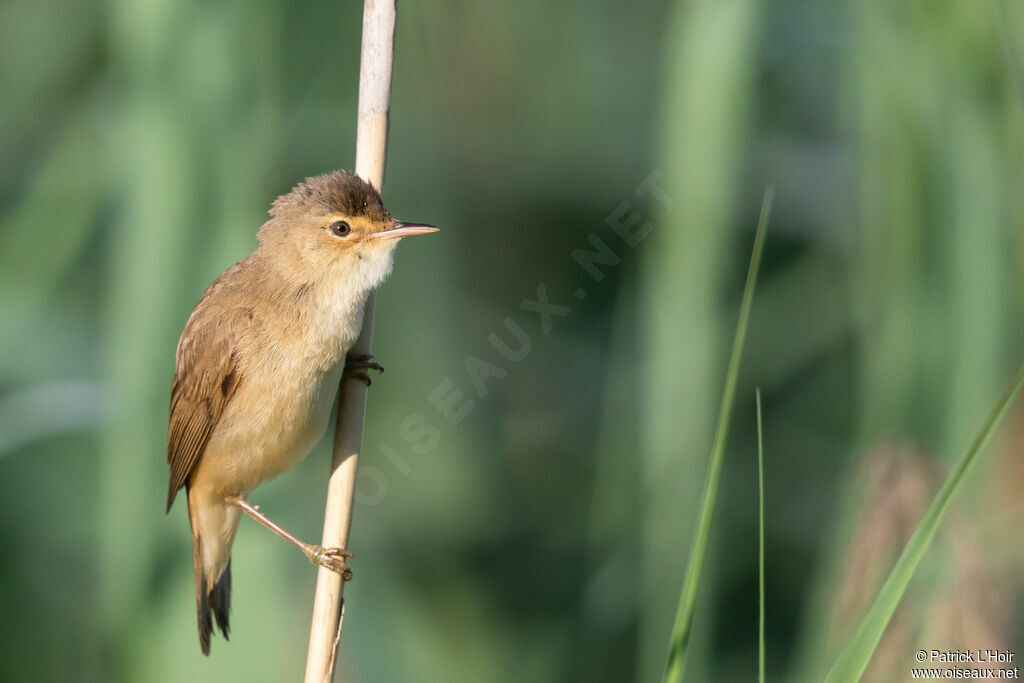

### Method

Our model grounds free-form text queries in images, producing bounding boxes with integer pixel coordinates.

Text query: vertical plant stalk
[304,2,396,681]
[662,189,772,683]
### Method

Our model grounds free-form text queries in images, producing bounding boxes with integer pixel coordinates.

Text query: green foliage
[757,389,765,683]
[824,366,1024,682]
[1,0,1021,681]
[662,191,771,683]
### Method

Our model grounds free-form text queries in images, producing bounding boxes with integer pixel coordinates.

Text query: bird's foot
[303,544,355,580]
[343,353,384,386]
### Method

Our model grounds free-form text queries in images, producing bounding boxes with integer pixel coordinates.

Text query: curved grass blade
[824,363,1024,682]
[662,188,773,683]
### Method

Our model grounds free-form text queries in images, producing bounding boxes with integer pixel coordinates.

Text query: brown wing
[165,303,248,512]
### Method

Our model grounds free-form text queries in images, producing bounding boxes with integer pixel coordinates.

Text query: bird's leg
[342,352,385,386]
[227,497,354,580]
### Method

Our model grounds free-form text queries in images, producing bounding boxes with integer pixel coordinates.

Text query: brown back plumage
[168,275,251,655]
[166,278,249,511]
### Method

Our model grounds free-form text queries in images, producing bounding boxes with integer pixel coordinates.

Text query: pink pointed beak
[374,221,440,240]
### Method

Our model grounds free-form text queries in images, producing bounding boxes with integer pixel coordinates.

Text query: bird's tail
[187,489,239,655]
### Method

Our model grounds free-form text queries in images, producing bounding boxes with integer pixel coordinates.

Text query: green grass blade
[756,388,766,683]
[662,188,773,683]
[824,363,1024,683]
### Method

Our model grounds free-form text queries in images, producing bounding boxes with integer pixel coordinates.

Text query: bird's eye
[329,220,351,237]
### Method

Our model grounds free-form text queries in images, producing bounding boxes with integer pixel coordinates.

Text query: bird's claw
[343,353,385,387]
[304,544,355,580]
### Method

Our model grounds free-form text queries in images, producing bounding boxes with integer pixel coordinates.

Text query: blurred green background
[2,0,1023,681]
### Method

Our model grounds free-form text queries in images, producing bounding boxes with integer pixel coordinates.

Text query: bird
[165,169,437,655]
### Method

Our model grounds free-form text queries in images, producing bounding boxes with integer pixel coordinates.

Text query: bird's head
[258,170,437,290]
